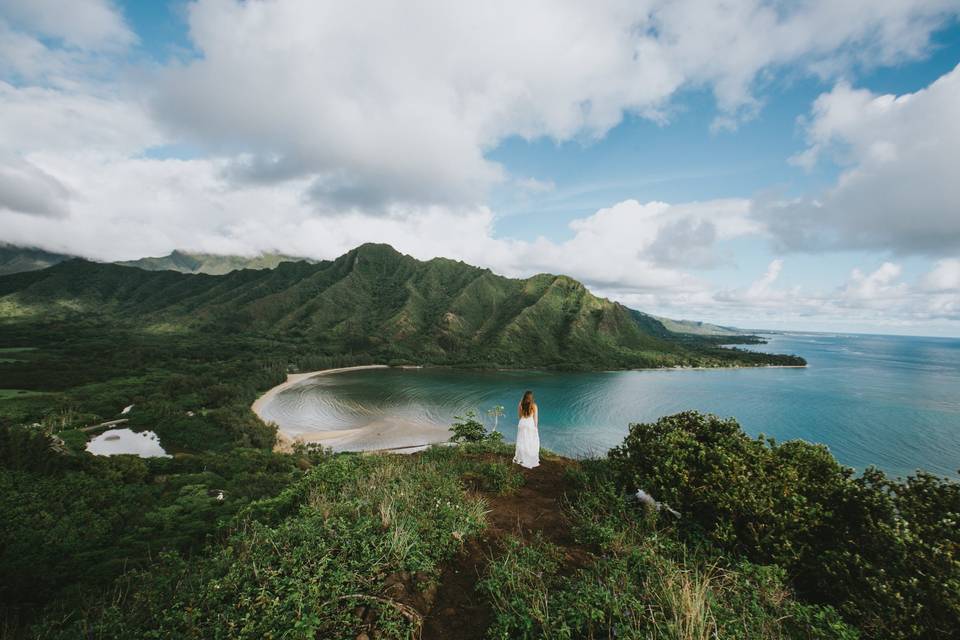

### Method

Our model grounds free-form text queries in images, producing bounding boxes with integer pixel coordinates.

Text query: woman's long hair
[520,390,534,418]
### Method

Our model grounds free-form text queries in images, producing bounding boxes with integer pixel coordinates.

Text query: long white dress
[513,406,540,469]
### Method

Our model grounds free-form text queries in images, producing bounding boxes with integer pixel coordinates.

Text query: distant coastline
[664,364,807,370]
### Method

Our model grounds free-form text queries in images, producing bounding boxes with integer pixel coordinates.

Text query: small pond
[86,428,171,458]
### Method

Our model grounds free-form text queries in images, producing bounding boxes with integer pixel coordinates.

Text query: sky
[0,1,959,337]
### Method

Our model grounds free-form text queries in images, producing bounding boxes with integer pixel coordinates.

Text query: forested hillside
[0,243,802,369]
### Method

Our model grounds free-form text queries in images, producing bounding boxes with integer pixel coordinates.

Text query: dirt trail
[421,456,591,639]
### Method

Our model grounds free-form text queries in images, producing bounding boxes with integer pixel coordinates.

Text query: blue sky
[488,24,960,290]
[1,1,959,336]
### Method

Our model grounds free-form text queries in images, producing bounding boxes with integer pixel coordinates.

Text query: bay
[263,333,960,478]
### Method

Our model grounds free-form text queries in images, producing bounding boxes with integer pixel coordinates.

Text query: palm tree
[486,405,505,432]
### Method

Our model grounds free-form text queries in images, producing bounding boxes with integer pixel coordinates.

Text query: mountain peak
[352,243,404,258]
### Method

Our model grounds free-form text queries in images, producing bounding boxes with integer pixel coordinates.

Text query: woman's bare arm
[533,404,538,428]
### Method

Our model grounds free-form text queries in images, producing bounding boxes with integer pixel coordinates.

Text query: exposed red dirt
[420,455,592,639]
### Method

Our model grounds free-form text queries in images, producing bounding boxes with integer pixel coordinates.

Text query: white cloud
[0,82,163,157]
[712,259,803,311]
[1,0,955,218]
[1,152,957,333]
[706,259,960,333]
[767,63,960,255]
[922,259,960,292]
[747,259,784,298]
[0,170,745,292]
[145,0,958,211]
[839,262,907,304]
[0,0,135,51]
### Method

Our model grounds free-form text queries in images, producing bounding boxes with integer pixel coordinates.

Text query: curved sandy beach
[251,365,454,453]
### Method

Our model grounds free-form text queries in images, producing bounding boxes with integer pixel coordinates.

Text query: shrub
[607,411,960,639]
[450,410,496,443]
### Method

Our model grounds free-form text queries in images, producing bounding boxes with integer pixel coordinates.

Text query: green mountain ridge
[0,243,802,369]
[116,249,316,275]
[649,314,750,336]
[0,243,754,338]
[0,244,75,276]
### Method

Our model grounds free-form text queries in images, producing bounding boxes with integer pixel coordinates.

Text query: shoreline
[661,364,807,371]
[252,361,807,453]
[251,365,453,453]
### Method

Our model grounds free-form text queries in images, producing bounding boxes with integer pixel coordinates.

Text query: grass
[419,440,525,495]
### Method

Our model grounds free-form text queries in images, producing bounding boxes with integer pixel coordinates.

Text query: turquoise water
[267,333,960,478]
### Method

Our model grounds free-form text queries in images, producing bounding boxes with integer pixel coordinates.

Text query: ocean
[260,333,960,478]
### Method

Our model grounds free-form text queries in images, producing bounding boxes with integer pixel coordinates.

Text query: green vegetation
[450,410,505,445]
[0,346,38,363]
[30,451,487,639]
[0,243,804,370]
[645,312,749,337]
[480,533,854,639]
[2,406,957,637]
[607,412,960,640]
[115,249,316,275]
[0,389,46,400]
[6,242,953,638]
[476,449,859,640]
[1,410,518,638]
[469,414,958,639]
[0,425,324,635]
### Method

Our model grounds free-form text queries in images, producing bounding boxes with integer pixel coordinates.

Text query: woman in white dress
[513,390,540,469]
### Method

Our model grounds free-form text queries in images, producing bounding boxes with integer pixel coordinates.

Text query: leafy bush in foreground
[450,410,505,445]
[607,411,960,639]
